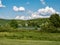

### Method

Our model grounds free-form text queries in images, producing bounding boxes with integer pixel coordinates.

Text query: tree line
[0,13,60,33]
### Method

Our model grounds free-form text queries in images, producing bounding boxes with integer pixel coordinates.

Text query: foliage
[49,14,60,27]
[0,14,60,33]
[40,22,57,33]
[9,20,18,28]
[0,31,60,41]
[41,14,60,33]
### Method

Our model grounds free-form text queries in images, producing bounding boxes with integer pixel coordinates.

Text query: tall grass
[0,31,60,41]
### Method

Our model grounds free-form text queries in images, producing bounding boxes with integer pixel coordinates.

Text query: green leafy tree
[49,14,60,27]
[9,20,18,28]
[40,22,57,33]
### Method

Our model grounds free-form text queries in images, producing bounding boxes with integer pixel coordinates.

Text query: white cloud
[30,12,50,19]
[15,14,50,20]
[15,6,59,20]
[15,16,25,20]
[31,12,40,19]
[40,0,46,5]
[13,6,18,11]
[15,16,32,20]
[38,6,57,16]
[19,7,25,11]
[0,0,5,7]
[13,6,25,12]
[29,6,58,19]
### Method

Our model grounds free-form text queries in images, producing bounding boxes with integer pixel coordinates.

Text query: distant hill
[0,18,49,27]
[0,19,9,25]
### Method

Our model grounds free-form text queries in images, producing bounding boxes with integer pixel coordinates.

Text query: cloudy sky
[0,0,60,20]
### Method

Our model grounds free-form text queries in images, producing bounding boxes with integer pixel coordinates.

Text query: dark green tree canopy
[49,14,60,27]
[9,20,18,28]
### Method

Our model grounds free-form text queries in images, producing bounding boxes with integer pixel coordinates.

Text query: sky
[0,0,60,20]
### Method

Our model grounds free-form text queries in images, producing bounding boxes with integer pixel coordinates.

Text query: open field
[0,31,60,41]
[0,38,60,45]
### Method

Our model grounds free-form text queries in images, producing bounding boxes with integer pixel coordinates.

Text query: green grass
[0,30,60,45]
[0,31,60,41]
[0,38,60,45]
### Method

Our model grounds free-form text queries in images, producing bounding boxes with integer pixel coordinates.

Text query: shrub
[40,22,57,33]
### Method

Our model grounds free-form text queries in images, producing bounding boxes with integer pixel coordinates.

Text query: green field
[0,39,60,45]
[0,31,60,45]
[0,31,60,41]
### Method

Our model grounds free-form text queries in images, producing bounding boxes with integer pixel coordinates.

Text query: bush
[40,22,57,33]
[9,20,18,28]
[49,14,60,27]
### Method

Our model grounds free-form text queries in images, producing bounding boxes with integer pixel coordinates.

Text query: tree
[9,20,18,28]
[49,14,60,28]
[40,22,57,33]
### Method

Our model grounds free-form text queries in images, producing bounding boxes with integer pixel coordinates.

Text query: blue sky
[0,0,60,19]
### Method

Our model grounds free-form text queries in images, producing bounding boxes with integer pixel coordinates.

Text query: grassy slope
[0,19,9,25]
[0,31,60,45]
[0,39,60,45]
[0,18,49,25]
[0,31,60,41]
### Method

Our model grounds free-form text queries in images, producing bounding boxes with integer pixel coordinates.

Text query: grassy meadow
[0,39,60,45]
[0,31,60,41]
[0,31,60,45]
